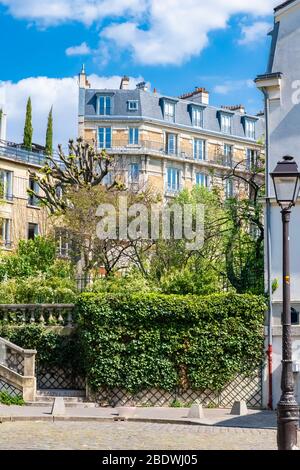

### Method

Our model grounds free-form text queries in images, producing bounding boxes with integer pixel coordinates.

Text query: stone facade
[78,70,265,200]
[0,144,49,250]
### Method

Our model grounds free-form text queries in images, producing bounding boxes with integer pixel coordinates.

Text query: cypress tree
[45,106,53,156]
[23,97,33,151]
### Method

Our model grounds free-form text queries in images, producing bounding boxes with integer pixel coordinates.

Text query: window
[102,172,112,186]
[192,107,203,128]
[164,101,175,122]
[128,100,139,111]
[28,177,39,206]
[98,96,111,115]
[194,139,205,161]
[28,223,38,240]
[129,128,139,145]
[195,172,209,188]
[98,127,112,149]
[0,170,13,201]
[224,144,233,166]
[225,178,234,198]
[129,163,140,183]
[0,218,11,247]
[167,168,180,192]
[221,113,232,134]
[246,148,258,170]
[245,119,255,139]
[166,133,177,155]
[56,228,70,258]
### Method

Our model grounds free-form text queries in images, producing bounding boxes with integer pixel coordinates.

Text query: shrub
[0,276,78,304]
[0,324,85,374]
[0,392,25,406]
[87,272,158,295]
[77,292,266,394]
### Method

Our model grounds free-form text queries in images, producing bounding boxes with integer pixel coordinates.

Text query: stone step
[26,401,97,408]
[37,389,86,397]
[35,396,87,403]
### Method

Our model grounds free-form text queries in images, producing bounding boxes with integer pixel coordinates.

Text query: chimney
[180,87,209,105]
[120,76,130,90]
[221,104,245,114]
[79,64,90,89]
[136,81,148,92]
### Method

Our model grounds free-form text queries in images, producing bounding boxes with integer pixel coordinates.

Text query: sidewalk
[0,404,277,429]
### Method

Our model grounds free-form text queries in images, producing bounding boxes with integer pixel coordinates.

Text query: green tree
[23,97,33,151]
[45,106,53,156]
[0,236,56,279]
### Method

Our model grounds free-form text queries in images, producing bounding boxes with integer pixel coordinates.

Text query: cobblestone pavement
[0,421,278,450]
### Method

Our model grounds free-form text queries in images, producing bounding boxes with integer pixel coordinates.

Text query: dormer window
[244,118,256,140]
[160,98,177,123]
[220,113,232,134]
[128,100,139,111]
[164,101,175,122]
[97,96,111,115]
[191,106,204,128]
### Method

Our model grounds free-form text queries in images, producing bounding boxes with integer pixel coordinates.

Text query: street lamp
[271,155,300,450]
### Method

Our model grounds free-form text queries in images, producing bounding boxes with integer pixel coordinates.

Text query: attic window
[219,112,232,134]
[128,100,139,111]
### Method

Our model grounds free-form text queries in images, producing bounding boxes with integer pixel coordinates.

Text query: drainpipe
[262,87,273,410]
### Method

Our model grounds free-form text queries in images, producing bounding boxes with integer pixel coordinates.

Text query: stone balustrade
[0,337,37,401]
[0,304,75,327]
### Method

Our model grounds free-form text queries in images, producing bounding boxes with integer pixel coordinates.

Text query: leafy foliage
[0,392,25,406]
[77,292,266,393]
[0,237,56,280]
[0,324,84,374]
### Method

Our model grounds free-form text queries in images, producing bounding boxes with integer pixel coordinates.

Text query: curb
[0,414,277,431]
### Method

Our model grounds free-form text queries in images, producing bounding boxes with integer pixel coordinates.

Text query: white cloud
[214,79,254,95]
[0,0,147,25]
[1,74,142,147]
[0,0,279,65]
[66,42,91,56]
[238,21,272,45]
[101,0,278,65]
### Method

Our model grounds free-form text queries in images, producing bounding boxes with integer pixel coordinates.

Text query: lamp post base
[277,397,299,450]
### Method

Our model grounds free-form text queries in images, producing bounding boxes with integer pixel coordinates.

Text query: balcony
[0,140,48,167]
[90,139,262,173]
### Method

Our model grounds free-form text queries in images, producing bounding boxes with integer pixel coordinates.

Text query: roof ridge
[275,0,298,12]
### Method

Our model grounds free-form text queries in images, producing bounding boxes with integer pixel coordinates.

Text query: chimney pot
[120,76,130,90]
[136,81,148,92]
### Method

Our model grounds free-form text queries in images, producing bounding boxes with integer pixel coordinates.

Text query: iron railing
[85,139,263,173]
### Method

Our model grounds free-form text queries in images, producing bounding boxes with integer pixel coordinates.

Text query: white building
[256,0,300,409]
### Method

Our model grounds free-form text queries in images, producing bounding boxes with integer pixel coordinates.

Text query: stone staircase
[27,389,97,408]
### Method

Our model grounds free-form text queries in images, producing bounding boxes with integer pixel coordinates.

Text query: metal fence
[92,370,263,408]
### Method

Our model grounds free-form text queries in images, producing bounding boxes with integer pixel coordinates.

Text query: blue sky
[0,0,279,145]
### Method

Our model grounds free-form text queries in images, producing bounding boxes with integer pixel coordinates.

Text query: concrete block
[188,403,204,419]
[51,397,65,416]
[230,400,248,416]
[116,407,136,419]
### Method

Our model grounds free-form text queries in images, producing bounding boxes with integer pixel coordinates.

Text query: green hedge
[0,324,84,375]
[77,292,266,393]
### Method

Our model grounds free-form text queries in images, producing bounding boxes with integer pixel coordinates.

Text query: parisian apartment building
[78,68,265,199]
[0,107,48,250]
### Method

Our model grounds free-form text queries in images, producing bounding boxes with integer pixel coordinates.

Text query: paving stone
[0,421,284,450]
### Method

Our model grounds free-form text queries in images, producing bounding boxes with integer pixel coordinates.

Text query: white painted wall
[260,1,300,408]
